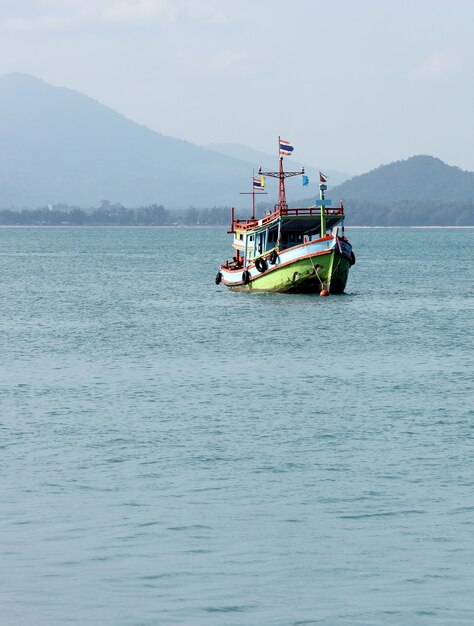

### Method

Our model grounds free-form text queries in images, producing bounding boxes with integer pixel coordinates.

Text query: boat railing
[233,206,344,231]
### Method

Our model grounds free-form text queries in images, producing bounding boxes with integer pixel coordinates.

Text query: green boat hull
[230,250,351,293]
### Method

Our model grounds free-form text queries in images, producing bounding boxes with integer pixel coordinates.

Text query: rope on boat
[308,255,324,289]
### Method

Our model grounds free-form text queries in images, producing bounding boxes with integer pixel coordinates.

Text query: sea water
[0,226,473,626]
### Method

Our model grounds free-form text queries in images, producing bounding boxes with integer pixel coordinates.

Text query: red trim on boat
[233,206,344,232]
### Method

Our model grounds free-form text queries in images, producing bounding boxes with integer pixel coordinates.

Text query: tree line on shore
[0,199,473,226]
[0,202,233,226]
[347,199,474,226]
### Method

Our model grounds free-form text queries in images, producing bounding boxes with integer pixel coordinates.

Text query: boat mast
[259,141,304,214]
[252,182,255,220]
[278,156,287,210]
[239,172,267,220]
[319,174,327,235]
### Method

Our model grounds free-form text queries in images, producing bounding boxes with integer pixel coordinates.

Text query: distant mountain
[0,73,307,209]
[331,155,474,202]
[204,142,350,186]
[1,75,473,224]
[283,155,474,225]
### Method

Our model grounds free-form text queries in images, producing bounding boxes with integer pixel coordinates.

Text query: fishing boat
[215,140,355,295]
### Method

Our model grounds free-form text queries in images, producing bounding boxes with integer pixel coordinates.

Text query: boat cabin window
[268,228,278,244]
[282,232,304,246]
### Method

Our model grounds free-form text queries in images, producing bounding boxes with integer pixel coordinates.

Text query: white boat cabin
[231,208,345,267]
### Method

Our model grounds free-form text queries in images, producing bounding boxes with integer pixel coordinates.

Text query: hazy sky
[1,0,473,175]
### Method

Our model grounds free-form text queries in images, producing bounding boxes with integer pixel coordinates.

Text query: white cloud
[0,0,234,30]
[103,0,178,22]
[178,0,230,24]
[411,49,462,81]
[0,14,70,32]
[208,50,249,73]
[0,0,231,28]
[38,0,98,10]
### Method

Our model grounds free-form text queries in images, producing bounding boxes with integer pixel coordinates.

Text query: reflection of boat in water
[215,141,355,294]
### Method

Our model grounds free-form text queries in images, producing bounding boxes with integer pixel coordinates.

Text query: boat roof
[232,205,344,235]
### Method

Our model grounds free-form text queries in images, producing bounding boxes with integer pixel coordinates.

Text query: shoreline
[1,224,474,230]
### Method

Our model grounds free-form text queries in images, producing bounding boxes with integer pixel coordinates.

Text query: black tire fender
[242,270,251,285]
[269,250,278,265]
[215,271,222,285]
[255,257,267,273]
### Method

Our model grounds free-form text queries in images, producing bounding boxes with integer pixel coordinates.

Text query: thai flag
[253,177,264,190]
[279,139,294,156]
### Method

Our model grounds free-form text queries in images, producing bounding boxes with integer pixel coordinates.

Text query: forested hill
[331,155,474,202]
[288,156,474,225]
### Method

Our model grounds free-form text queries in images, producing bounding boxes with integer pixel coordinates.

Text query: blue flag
[302,175,309,186]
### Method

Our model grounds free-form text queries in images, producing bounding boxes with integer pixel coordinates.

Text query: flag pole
[319,172,327,236]
[240,173,267,222]
[252,169,255,220]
